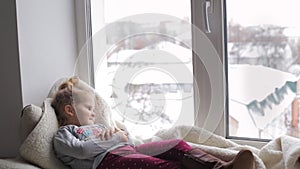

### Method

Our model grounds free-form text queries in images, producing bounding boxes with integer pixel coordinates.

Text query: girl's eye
[89,107,95,111]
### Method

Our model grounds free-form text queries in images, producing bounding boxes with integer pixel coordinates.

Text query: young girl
[52,78,254,169]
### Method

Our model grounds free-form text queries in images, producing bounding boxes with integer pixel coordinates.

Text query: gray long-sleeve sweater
[53,124,133,169]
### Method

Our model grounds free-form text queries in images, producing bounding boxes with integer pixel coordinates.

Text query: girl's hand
[98,129,113,140]
[116,131,129,142]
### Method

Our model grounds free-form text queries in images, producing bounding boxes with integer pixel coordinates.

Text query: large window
[81,0,300,144]
[226,0,300,140]
[90,0,194,139]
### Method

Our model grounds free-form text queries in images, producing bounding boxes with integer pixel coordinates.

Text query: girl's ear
[64,105,75,116]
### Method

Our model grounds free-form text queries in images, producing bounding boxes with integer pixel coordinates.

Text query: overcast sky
[227,0,300,36]
[91,0,300,37]
[104,0,190,22]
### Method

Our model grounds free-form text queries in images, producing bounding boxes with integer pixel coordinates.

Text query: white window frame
[191,0,225,137]
[74,0,94,86]
[191,0,268,148]
[75,0,268,148]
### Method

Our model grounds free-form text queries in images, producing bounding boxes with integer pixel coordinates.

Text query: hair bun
[58,81,73,91]
[58,76,80,91]
[69,76,79,84]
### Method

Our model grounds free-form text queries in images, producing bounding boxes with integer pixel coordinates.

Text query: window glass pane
[91,0,193,139]
[227,0,300,139]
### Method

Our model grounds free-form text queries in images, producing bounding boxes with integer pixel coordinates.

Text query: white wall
[0,0,78,157]
[16,0,77,106]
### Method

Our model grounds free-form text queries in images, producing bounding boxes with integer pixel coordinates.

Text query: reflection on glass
[227,0,300,139]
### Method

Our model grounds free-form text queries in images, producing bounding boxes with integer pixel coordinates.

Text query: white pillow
[19,98,70,169]
[20,104,43,144]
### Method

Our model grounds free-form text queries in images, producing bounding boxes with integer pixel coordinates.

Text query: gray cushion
[20,105,42,144]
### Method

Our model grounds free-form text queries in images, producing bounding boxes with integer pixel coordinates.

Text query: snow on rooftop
[228,64,297,103]
[229,64,297,131]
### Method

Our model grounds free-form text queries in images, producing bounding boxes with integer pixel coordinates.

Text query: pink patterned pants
[97,139,192,169]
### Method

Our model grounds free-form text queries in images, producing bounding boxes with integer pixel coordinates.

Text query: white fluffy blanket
[132,125,300,169]
[259,135,300,169]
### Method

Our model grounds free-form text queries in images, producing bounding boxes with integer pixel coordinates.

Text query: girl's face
[73,93,96,126]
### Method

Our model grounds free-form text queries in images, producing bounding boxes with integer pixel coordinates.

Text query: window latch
[203,0,213,33]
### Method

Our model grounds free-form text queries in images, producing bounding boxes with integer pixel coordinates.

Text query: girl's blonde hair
[51,77,79,126]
